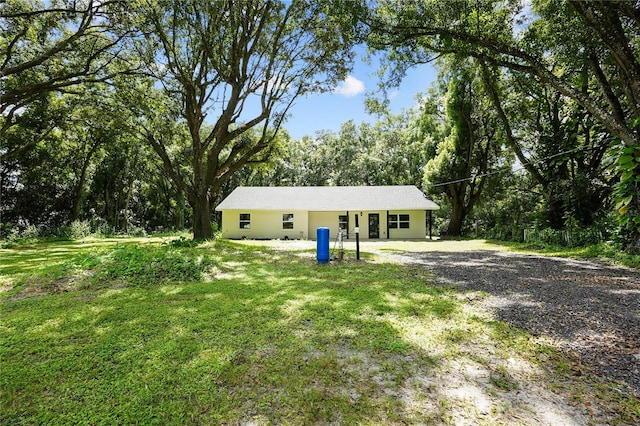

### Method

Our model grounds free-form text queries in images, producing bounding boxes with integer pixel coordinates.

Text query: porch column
[386,210,390,239]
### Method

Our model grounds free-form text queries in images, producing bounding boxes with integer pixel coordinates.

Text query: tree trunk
[628,231,640,255]
[191,193,213,240]
[71,182,86,222]
[447,205,465,236]
[123,174,135,233]
[446,191,465,236]
[71,140,101,221]
[113,196,119,231]
[104,185,112,228]
[176,190,185,230]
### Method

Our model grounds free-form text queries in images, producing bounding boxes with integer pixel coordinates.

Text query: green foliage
[3,240,216,292]
[1,83,168,235]
[495,240,640,270]
[4,0,640,254]
[67,220,92,240]
[167,236,202,248]
[366,0,637,250]
[479,209,615,249]
[50,244,215,287]
[610,141,640,251]
[21,224,41,239]
[96,245,215,286]
[489,366,519,392]
[0,0,133,136]
[523,225,607,248]
[128,0,357,239]
[226,113,428,191]
[421,59,508,236]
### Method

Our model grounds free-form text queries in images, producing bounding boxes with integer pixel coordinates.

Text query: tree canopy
[0,0,136,147]
[123,0,357,239]
[365,0,640,250]
[2,0,639,252]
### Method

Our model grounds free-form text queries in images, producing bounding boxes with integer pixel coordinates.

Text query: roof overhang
[215,186,440,212]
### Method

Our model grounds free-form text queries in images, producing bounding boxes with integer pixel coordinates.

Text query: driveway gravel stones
[388,250,640,396]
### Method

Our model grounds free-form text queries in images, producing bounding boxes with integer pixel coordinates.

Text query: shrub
[168,236,201,248]
[0,222,19,242]
[127,225,147,237]
[69,220,91,239]
[98,245,218,286]
[21,224,40,239]
[93,220,113,237]
[523,225,607,248]
[48,220,92,240]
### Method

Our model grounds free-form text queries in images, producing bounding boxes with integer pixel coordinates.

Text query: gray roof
[215,186,439,211]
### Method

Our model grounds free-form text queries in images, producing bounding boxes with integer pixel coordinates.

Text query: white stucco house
[215,185,439,240]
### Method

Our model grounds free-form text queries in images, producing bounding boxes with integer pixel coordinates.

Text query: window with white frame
[389,214,410,229]
[239,213,251,229]
[282,213,294,229]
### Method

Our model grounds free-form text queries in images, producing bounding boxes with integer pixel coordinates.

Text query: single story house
[215,185,439,240]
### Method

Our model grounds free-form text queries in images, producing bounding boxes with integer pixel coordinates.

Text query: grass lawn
[1,237,638,424]
[490,240,640,269]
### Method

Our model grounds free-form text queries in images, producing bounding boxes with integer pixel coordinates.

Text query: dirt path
[386,249,640,397]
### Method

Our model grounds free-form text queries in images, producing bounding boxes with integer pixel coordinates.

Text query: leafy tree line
[2,0,639,252]
[225,116,426,188]
[2,0,357,239]
[364,0,639,250]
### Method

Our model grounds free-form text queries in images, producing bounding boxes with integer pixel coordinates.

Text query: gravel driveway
[388,249,640,396]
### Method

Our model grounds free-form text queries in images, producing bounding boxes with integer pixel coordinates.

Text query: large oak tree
[421,59,504,236]
[130,0,357,239]
[365,0,640,250]
[0,0,135,153]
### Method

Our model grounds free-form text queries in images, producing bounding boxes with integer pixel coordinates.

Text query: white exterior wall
[221,209,309,239]
[307,210,427,240]
[221,209,428,240]
[307,211,348,241]
[307,210,389,240]
[386,210,426,240]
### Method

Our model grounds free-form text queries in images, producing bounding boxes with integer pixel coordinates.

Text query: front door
[368,213,379,239]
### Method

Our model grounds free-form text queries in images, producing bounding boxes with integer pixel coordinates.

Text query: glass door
[368,213,379,239]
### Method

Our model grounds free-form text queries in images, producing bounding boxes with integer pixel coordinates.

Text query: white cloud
[334,75,365,97]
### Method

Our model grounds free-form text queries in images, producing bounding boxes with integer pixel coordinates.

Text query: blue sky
[282,51,438,140]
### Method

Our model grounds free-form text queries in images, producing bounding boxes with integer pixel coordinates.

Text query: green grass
[1,238,638,424]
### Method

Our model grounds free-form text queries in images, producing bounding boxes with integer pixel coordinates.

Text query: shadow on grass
[1,240,637,424]
[0,237,172,276]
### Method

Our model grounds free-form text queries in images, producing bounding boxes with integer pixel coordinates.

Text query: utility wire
[429,144,608,188]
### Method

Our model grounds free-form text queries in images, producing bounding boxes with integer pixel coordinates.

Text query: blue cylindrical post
[316,227,330,264]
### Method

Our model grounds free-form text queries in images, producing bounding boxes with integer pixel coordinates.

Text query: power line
[429,144,607,188]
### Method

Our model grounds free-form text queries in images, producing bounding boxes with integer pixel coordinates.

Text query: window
[239,213,251,229]
[389,214,410,229]
[282,213,294,229]
[388,214,398,229]
[399,214,410,229]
